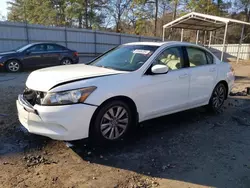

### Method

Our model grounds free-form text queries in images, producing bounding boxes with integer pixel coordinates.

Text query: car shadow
[69,97,250,187]
[0,123,50,156]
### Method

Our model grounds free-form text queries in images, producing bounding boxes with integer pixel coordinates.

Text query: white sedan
[16,42,235,142]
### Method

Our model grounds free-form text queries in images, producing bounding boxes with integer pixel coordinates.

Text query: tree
[0,12,6,21]
[7,0,107,29]
[8,0,58,25]
[108,0,133,32]
[236,0,250,22]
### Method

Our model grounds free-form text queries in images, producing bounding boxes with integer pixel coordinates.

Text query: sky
[0,0,8,19]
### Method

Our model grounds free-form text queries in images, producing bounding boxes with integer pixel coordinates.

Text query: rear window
[47,44,66,51]
[186,47,208,67]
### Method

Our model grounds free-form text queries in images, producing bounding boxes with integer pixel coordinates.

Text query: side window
[186,47,208,67]
[47,44,65,51]
[153,47,183,70]
[206,52,214,64]
[27,44,46,53]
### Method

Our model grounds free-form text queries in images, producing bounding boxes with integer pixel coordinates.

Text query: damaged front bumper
[16,94,97,140]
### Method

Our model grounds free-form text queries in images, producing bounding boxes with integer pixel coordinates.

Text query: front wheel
[208,83,226,112]
[90,100,134,143]
[6,60,21,72]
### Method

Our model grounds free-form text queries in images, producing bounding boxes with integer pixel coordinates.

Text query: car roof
[28,42,65,46]
[123,41,202,47]
[123,41,216,58]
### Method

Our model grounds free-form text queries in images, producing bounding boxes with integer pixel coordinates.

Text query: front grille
[23,88,44,105]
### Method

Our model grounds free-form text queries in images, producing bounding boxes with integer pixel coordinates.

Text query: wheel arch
[89,95,138,137]
[60,57,73,63]
[214,80,229,99]
[5,58,23,70]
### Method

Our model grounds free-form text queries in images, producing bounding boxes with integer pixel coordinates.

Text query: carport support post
[196,30,199,44]
[162,27,165,41]
[221,23,228,61]
[181,29,184,42]
[208,31,212,48]
[236,25,245,63]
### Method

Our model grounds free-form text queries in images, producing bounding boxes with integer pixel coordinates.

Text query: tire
[61,58,72,65]
[208,83,227,112]
[5,60,21,72]
[90,100,134,144]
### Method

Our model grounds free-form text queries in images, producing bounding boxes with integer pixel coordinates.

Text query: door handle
[179,73,188,78]
[209,68,216,72]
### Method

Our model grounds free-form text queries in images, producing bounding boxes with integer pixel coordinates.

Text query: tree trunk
[85,0,88,28]
[172,0,178,20]
[78,15,82,28]
[116,0,121,33]
[154,0,158,36]
[89,3,93,29]
[116,17,120,32]
[245,7,250,22]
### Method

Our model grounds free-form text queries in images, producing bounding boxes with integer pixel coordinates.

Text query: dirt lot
[0,63,250,188]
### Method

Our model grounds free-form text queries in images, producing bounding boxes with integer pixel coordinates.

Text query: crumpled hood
[26,64,123,91]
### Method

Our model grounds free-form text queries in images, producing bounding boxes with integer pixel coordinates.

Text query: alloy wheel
[100,106,129,140]
[212,85,225,109]
[8,61,20,72]
[62,59,72,65]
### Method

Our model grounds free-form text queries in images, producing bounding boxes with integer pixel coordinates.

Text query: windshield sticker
[133,49,151,55]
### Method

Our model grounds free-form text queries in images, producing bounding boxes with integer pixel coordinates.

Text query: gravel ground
[0,63,250,188]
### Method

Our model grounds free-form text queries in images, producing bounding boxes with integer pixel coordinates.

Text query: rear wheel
[90,100,134,143]
[208,83,226,112]
[6,60,21,72]
[61,58,72,65]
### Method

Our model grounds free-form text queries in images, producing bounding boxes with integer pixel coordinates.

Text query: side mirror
[151,64,169,74]
[26,51,31,55]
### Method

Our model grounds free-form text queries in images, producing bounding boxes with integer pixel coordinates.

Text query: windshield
[90,45,159,71]
[15,44,34,52]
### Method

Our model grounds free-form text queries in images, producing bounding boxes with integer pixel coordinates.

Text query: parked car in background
[16,41,234,143]
[0,43,79,72]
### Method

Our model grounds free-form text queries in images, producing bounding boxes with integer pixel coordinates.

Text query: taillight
[230,66,234,72]
[230,65,235,75]
[73,52,78,56]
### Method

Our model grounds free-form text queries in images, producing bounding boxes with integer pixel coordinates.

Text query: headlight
[41,86,96,105]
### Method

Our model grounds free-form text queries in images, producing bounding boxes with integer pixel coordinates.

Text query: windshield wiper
[94,65,131,71]
[96,65,117,70]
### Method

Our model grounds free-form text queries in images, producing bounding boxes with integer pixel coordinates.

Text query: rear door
[185,46,217,106]
[45,44,67,65]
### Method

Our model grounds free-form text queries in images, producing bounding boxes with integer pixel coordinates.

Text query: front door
[185,47,217,106]
[23,44,49,68]
[136,46,190,121]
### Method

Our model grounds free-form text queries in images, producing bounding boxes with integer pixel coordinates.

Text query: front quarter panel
[84,73,139,105]
[49,72,141,113]
[49,72,139,105]
[1,53,22,66]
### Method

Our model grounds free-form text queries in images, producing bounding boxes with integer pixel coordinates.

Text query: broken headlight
[41,86,97,105]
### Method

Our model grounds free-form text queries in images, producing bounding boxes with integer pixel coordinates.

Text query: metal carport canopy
[162,12,250,61]
[163,12,250,31]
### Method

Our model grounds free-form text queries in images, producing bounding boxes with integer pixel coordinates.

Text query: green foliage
[7,0,107,28]
[6,0,250,43]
